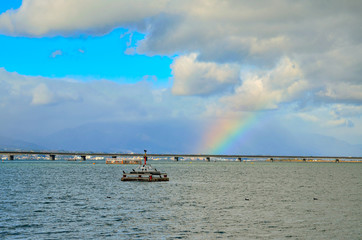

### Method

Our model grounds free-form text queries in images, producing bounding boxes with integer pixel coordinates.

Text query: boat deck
[121,172,169,182]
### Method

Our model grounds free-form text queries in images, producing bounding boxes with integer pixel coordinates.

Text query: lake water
[0,160,361,239]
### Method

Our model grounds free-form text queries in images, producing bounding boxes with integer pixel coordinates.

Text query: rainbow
[199,111,263,154]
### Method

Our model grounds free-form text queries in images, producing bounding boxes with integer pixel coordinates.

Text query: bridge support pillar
[49,154,56,161]
[206,157,210,162]
[237,157,242,162]
[8,155,14,160]
[81,155,86,161]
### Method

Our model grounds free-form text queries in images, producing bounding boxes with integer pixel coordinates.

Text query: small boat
[121,150,169,182]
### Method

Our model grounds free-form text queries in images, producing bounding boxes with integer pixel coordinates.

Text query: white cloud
[331,104,362,118]
[136,1,361,58]
[317,82,362,103]
[171,53,239,95]
[31,83,54,105]
[326,118,354,128]
[1,1,361,106]
[50,50,62,58]
[249,36,290,55]
[135,0,361,108]
[0,68,205,137]
[292,103,360,133]
[220,57,309,111]
[0,68,80,106]
[0,0,168,36]
[296,113,319,123]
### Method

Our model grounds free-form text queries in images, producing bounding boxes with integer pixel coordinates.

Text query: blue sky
[0,0,361,155]
[0,0,22,13]
[0,28,172,84]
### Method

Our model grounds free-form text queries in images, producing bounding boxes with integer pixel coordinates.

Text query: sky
[0,0,361,155]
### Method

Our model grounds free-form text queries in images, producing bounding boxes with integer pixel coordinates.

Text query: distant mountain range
[0,135,44,151]
[34,120,205,154]
[230,124,362,157]
[1,121,361,156]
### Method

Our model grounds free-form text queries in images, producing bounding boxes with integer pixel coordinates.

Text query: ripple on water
[0,161,361,239]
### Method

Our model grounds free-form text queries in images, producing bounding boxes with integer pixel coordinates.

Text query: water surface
[0,160,361,239]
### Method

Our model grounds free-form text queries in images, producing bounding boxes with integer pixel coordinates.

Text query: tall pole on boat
[144,150,147,165]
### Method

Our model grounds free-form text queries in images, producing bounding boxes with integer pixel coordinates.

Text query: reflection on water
[0,161,361,239]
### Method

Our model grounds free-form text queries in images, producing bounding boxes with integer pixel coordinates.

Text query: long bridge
[1,151,361,162]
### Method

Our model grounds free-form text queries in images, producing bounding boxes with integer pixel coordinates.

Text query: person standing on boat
[144,150,147,166]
